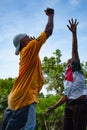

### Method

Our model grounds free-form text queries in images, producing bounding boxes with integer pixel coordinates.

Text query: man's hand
[67,18,79,33]
[44,8,54,38]
[67,19,79,61]
[44,8,54,16]
[46,106,54,116]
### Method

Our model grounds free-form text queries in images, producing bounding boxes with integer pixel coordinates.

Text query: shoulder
[71,60,83,74]
[36,32,47,42]
[71,60,80,70]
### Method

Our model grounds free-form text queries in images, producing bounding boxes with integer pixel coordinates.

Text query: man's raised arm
[44,8,54,38]
[67,18,79,61]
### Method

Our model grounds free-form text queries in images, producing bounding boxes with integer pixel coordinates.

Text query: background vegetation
[0,49,87,130]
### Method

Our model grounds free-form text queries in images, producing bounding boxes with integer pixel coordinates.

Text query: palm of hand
[67,18,79,32]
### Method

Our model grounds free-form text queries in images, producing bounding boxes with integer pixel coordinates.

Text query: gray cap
[13,34,27,55]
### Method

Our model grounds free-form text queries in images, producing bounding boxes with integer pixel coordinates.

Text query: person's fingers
[29,36,35,40]
[75,19,77,24]
[67,25,70,30]
[71,18,73,24]
[76,21,79,26]
[68,19,72,25]
[67,25,69,28]
[46,110,50,116]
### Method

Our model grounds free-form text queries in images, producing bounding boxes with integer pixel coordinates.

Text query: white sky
[0,0,87,81]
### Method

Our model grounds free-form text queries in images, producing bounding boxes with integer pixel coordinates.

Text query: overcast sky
[0,0,87,80]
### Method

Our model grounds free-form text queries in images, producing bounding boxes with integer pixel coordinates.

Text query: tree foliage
[42,49,66,94]
[36,94,65,130]
[0,78,15,123]
[81,61,87,85]
[42,49,87,94]
[0,49,87,129]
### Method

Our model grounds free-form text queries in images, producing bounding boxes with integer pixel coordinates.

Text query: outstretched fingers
[68,18,79,25]
[67,18,79,32]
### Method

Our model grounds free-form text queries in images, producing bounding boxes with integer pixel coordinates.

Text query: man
[1,8,54,130]
[46,19,87,130]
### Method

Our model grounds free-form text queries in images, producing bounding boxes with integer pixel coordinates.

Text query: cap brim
[15,42,20,55]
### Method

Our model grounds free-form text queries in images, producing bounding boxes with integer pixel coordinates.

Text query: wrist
[53,105,57,109]
[72,30,77,34]
[48,14,54,18]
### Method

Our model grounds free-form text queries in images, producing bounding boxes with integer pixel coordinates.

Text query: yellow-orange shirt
[8,32,47,110]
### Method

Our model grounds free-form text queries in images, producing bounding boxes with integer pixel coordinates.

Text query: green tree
[0,49,87,129]
[81,61,87,85]
[36,94,64,130]
[42,49,87,95]
[0,78,15,123]
[42,49,66,94]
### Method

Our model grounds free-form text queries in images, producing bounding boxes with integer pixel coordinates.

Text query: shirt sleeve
[35,32,47,46]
